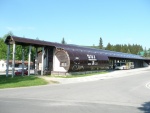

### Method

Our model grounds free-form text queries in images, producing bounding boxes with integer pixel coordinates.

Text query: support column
[41,47,45,75]
[28,46,32,76]
[34,47,38,75]
[46,48,49,70]
[12,43,16,78]
[6,44,10,77]
[22,46,25,76]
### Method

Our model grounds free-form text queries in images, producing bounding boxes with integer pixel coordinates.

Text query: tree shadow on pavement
[138,102,150,113]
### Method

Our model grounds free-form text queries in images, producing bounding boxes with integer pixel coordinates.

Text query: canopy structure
[5,35,148,77]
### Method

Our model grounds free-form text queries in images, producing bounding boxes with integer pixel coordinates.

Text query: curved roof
[5,35,145,60]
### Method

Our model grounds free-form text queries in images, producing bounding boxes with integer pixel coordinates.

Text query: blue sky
[0,0,150,49]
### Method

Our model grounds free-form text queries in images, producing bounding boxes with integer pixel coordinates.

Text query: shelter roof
[5,35,145,60]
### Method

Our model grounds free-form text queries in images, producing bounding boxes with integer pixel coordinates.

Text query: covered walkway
[4,35,149,77]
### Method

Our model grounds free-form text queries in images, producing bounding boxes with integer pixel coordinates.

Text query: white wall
[0,60,28,72]
[0,60,6,72]
[15,64,27,70]
[53,55,67,72]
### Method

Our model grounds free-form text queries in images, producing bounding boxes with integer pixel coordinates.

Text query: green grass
[0,71,109,89]
[52,71,108,78]
[0,75,48,89]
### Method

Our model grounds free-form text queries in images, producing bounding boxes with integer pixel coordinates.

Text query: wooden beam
[34,47,38,75]
[41,47,45,75]
[12,43,16,78]
[46,48,49,70]
[6,44,10,77]
[22,46,25,76]
[28,46,32,76]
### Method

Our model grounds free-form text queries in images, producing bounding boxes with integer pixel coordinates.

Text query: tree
[0,32,13,60]
[144,47,148,57]
[0,37,7,59]
[99,37,103,49]
[148,50,150,57]
[122,44,128,53]
[61,37,66,44]
[127,44,132,53]
[115,44,122,52]
[3,31,13,40]
[0,32,25,60]
[127,49,131,54]
[105,43,112,50]
[92,44,96,48]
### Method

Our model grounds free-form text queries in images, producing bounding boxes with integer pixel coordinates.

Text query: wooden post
[28,46,32,76]
[46,48,49,70]
[22,46,25,76]
[34,47,38,75]
[12,43,16,78]
[6,44,10,77]
[41,47,45,75]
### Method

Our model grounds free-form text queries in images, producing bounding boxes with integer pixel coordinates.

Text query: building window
[88,61,92,65]
[2,64,4,67]
[60,62,67,67]
[88,61,98,65]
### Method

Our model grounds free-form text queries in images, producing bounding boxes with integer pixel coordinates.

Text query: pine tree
[127,49,131,53]
[106,43,112,50]
[122,44,127,53]
[148,50,150,57]
[144,47,148,57]
[115,44,122,52]
[99,37,103,49]
[61,37,66,44]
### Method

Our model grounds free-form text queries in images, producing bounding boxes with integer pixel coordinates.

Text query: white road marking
[146,82,150,89]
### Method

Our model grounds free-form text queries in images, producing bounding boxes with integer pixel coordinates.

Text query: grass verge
[0,75,48,89]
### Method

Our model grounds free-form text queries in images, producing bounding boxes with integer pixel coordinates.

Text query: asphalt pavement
[0,66,150,113]
[42,66,150,84]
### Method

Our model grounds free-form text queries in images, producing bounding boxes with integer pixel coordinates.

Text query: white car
[115,62,127,70]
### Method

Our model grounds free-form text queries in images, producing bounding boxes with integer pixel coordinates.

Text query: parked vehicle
[15,69,28,75]
[126,62,134,69]
[115,62,126,70]
[115,62,134,70]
